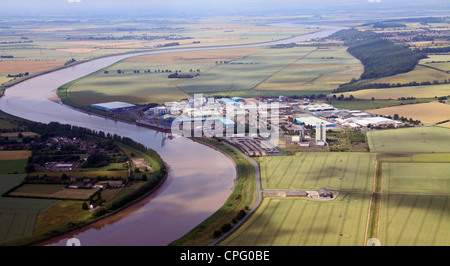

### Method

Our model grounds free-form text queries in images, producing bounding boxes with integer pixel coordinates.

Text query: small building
[286,191,308,197]
[318,187,333,198]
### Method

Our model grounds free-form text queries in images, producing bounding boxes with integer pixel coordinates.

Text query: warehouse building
[90,101,137,112]
[294,114,335,128]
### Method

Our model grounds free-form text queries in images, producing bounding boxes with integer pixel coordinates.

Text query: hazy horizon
[1,0,449,18]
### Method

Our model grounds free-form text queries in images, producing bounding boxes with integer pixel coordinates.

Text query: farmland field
[257,152,376,191]
[0,150,31,160]
[8,184,98,200]
[253,47,363,92]
[220,194,371,246]
[0,175,60,244]
[379,194,449,246]
[0,160,27,175]
[367,126,450,153]
[67,47,262,105]
[67,45,365,105]
[367,65,450,85]
[333,83,450,100]
[367,101,450,125]
[29,169,128,179]
[383,163,450,194]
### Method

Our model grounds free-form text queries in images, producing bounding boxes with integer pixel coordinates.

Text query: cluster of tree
[156,42,179,48]
[269,42,299,49]
[333,79,449,93]
[7,72,29,78]
[0,40,33,44]
[329,29,426,80]
[213,207,248,238]
[167,72,198,79]
[331,94,354,101]
[64,58,77,66]
[417,46,450,54]
[386,114,421,125]
[372,22,407,28]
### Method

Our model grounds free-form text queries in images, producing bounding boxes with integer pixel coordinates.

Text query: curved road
[0,24,344,246]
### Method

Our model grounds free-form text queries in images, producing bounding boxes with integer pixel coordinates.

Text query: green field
[0,160,27,175]
[258,152,376,191]
[254,47,363,92]
[379,194,449,246]
[0,175,60,244]
[66,45,364,105]
[221,194,371,246]
[383,163,450,194]
[30,169,128,179]
[9,184,98,200]
[367,127,450,153]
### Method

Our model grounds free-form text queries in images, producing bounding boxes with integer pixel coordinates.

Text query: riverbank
[169,137,257,246]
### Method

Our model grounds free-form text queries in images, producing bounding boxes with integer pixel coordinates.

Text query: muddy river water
[0,24,344,245]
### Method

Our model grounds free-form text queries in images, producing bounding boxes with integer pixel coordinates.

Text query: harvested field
[0,151,31,160]
[0,61,65,74]
[124,47,263,64]
[335,84,450,100]
[367,101,450,124]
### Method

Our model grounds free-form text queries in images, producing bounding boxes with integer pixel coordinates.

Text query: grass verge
[168,137,257,246]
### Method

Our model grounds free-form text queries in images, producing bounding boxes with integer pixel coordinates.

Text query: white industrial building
[315,122,327,146]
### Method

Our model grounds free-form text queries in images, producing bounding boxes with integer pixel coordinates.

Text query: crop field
[367,101,450,125]
[438,121,450,128]
[65,44,365,103]
[382,163,450,194]
[178,47,318,94]
[0,150,31,160]
[67,47,262,105]
[379,194,449,246]
[257,152,376,191]
[221,194,371,246]
[334,83,450,100]
[0,160,27,175]
[367,126,450,153]
[420,54,450,72]
[367,65,450,85]
[0,175,60,244]
[29,169,128,179]
[8,184,98,200]
[254,47,363,92]
[0,60,65,74]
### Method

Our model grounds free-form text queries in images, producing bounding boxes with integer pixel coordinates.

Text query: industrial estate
[0,0,449,249]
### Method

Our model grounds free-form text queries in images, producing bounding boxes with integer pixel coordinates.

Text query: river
[0,24,344,246]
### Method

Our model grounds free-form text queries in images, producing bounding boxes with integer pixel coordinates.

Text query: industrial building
[90,101,137,112]
[315,122,327,146]
[294,114,335,128]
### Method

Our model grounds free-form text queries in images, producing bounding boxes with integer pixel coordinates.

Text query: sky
[2,0,449,17]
